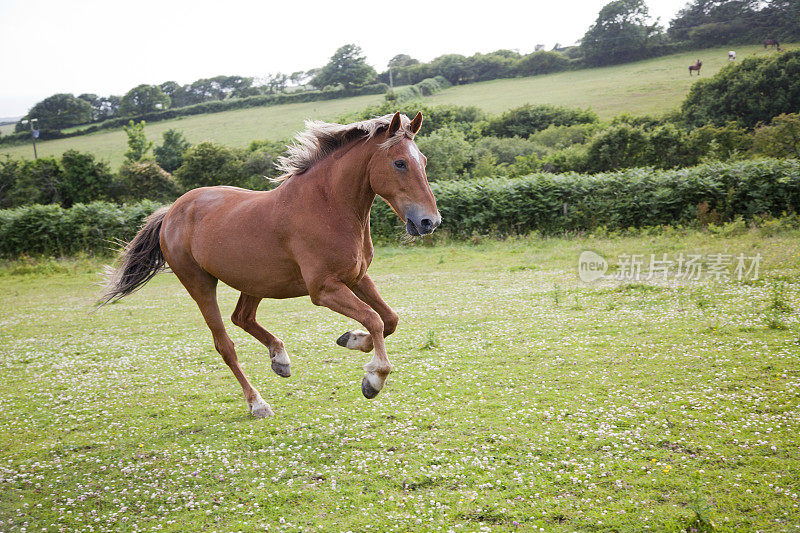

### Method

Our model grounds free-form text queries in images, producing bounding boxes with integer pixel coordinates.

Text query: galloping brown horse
[100,112,441,417]
[689,59,702,76]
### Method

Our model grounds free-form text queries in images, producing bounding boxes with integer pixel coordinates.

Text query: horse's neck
[286,140,377,226]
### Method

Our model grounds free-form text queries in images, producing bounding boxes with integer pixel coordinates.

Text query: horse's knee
[230,310,250,329]
[383,311,399,336]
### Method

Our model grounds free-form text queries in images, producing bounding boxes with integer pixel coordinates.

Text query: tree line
[8,0,798,138]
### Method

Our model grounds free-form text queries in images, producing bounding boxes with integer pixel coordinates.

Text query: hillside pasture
[0,94,384,168]
[425,44,797,117]
[1,228,799,531]
[1,44,795,168]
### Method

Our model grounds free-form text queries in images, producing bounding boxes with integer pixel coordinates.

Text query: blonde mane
[274,114,414,179]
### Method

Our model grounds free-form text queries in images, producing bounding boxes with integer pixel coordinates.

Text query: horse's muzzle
[405,211,441,236]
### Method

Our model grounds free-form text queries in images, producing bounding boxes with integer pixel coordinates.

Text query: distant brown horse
[764,39,780,50]
[100,112,441,417]
[689,59,703,75]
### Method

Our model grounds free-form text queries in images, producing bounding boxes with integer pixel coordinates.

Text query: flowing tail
[98,206,169,306]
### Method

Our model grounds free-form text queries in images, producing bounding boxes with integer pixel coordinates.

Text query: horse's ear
[410,112,423,135]
[387,112,402,137]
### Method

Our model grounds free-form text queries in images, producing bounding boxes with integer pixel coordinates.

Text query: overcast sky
[0,0,689,117]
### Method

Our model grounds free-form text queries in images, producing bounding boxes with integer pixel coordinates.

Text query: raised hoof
[249,398,274,418]
[271,361,291,378]
[336,332,351,347]
[361,375,381,399]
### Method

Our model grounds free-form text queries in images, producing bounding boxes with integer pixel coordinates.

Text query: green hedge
[0,201,160,257]
[412,159,800,236]
[1,160,798,257]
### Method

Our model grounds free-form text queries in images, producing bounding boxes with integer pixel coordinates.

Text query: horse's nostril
[420,218,433,230]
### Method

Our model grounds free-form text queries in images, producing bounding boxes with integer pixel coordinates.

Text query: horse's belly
[202,250,309,299]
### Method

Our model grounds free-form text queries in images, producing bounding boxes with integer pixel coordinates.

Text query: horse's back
[160,186,307,298]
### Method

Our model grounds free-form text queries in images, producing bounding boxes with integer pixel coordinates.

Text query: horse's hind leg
[231,293,292,378]
[172,261,273,417]
[336,274,398,353]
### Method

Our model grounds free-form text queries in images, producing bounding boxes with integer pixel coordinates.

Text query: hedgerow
[0,159,797,257]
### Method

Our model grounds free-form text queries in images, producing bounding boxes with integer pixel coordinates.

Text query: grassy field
[0,94,384,168]
[425,44,794,117]
[1,227,799,531]
[1,44,794,168]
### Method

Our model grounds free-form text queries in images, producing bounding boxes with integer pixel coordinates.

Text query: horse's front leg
[336,274,399,353]
[310,278,392,399]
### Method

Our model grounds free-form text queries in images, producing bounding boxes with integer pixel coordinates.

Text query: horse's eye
[394,159,407,170]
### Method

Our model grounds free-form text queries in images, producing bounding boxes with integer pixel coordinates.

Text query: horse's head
[368,111,441,236]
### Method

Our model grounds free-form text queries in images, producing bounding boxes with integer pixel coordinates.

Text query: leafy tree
[388,54,419,68]
[159,81,182,101]
[123,120,153,163]
[668,0,800,46]
[262,73,288,94]
[289,71,310,86]
[429,54,470,85]
[580,0,663,66]
[173,142,245,190]
[59,150,114,206]
[154,129,191,172]
[312,44,376,89]
[16,93,92,131]
[681,49,800,128]
[516,51,570,76]
[77,93,100,120]
[120,85,171,116]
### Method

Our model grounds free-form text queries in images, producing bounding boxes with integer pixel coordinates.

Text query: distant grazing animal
[99,111,441,417]
[689,59,703,75]
[728,50,736,62]
[764,39,780,50]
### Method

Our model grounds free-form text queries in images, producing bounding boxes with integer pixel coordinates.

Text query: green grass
[0,123,16,136]
[1,227,799,531]
[2,44,795,169]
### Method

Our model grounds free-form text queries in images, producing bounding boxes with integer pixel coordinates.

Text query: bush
[486,104,598,138]
[173,142,245,190]
[5,157,64,207]
[472,136,546,165]
[689,122,752,162]
[750,113,800,159]
[530,123,601,148]
[415,126,473,181]
[154,129,191,172]
[240,139,285,190]
[119,161,181,202]
[584,124,649,172]
[59,150,114,207]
